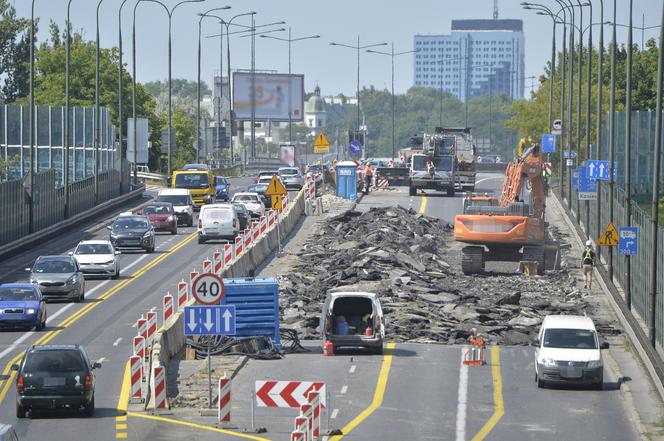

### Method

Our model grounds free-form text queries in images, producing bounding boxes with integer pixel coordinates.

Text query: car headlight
[587,360,602,368]
[142,231,152,239]
[167,216,175,222]
[26,308,36,315]
[66,275,79,285]
[30,278,37,284]
[221,188,228,193]
[101,259,115,265]
[541,358,557,367]
[110,233,118,240]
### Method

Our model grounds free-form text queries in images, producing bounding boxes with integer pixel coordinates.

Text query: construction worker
[582,240,595,289]
[363,161,373,194]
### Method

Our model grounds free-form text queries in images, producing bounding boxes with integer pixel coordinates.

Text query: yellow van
[171,167,216,208]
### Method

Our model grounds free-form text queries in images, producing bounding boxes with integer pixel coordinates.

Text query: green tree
[166,108,198,170]
[0,0,31,102]
[144,79,211,118]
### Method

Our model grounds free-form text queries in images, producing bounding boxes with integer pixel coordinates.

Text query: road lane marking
[470,346,504,441]
[113,338,123,346]
[475,176,504,186]
[116,359,131,439]
[456,347,469,441]
[349,365,356,374]
[418,196,428,215]
[340,385,348,395]
[330,342,396,441]
[0,231,199,405]
[331,409,339,419]
[126,412,273,440]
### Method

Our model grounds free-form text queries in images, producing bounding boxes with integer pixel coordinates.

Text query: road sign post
[552,119,562,136]
[577,165,597,200]
[599,223,619,247]
[541,134,556,153]
[618,227,638,255]
[314,131,330,154]
[265,176,287,253]
[191,273,225,305]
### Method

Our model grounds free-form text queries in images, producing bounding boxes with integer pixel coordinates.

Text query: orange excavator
[454,140,557,274]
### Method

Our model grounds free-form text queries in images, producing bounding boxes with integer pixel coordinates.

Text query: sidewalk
[548,193,664,440]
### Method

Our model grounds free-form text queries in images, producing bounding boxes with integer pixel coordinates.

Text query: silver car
[277,167,304,190]
[27,256,85,303]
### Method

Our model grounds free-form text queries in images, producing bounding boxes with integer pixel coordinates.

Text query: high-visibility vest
[584,250,593,262]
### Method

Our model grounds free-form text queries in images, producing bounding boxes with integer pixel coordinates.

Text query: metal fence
[0,104,116,186]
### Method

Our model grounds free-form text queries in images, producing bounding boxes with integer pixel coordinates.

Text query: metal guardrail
[137,171,168,182]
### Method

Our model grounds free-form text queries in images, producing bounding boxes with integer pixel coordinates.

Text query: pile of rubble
[279,205,596,345]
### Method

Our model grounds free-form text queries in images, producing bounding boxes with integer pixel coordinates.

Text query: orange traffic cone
[323,340,334,356]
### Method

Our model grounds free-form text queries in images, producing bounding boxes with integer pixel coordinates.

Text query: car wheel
[171,228,177,235]
[188,216,194,227]
[198,236,205,244]
[16,402,26,418]
[73,290,82,303]
[35,316,44,331]
[114,268,121,280]
[83,395,95,417]
[372,345,384,355]
[537,378,545,388]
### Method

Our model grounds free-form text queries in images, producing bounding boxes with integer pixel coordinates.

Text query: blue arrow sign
[618,227,638,255]
[578,165,597,193]
[563,151,578,159]
[184,305,236,336]
[587,160,610,181]
[572,170,579,189]
[541,134,556,153]
[348,140,362,156]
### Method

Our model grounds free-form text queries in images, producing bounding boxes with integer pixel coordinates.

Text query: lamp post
[624,0,633,309]
[118,0,130,196]
[330,37,387,158]
[608,0,617,282]
[29,0,36,233]
[596,0,604,246]
[367,44,419,160]
[64,0,74,217]
[260,28,320,145]
[94,0,105,205]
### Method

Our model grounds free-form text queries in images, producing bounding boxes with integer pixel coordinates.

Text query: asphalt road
[0,173,640,441]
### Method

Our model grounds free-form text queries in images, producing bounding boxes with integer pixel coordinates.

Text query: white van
[156,188,195,227]
[197,203,239,244]
[534,315,608,389]
[320,292,385,355]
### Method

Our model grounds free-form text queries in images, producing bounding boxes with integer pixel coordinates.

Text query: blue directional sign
[541,134,556,153]
[618,227,638,255]
[348,140,362,156]
[572,170,579,189]
[577,165,597,200]
[184,305,236,336]
[563,150,578,159]
[587,160,610,181]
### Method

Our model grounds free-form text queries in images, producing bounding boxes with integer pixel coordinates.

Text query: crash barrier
[142,183,307,409]
[374,167,409,187]
[152,366,167,409]
[219,376,231,423]
[463,336,486,366]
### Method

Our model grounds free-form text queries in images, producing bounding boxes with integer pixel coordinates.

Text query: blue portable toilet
[336,161,358,201]
[221,277,280,349]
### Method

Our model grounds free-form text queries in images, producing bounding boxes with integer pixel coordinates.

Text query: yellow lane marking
[0,231,198,406]
[116,424,127,430]
[126,412,273,441]
[471,345,504,441]
[329,342,396,441]
[116,360,132,439]
[418,196,428,215]
[115,433,128,439]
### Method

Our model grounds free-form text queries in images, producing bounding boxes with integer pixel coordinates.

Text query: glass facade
[0,104,116,186]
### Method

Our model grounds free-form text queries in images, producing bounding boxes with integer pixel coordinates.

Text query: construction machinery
[442,127,477,191]
[402,129,456,197]
[454,142,557,274]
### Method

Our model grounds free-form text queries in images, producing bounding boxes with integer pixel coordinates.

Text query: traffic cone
[323,340,334,356]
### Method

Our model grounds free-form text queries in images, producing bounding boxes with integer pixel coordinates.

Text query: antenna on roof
[493,0,499,19]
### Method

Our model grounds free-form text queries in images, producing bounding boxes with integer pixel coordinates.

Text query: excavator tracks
[461,246,485,274]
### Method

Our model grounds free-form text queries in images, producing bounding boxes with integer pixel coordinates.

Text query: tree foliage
[144,79,211,119]
[0,0,31,103]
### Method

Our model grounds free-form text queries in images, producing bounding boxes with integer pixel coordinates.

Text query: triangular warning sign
[598,222,618,247]
[314,131,330,148]
[264,175,287,196]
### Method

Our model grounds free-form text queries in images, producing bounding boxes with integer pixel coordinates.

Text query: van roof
[201,203,233,210]
[158,188,191,195]
[327,291,378,300]
[541,315,595,330]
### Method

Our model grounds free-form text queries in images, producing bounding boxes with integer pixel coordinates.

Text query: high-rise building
[413,19,525,101]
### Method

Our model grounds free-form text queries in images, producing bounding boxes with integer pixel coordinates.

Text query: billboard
[233,72,304,122]
[280,144,295,167]
[127,118,149,164]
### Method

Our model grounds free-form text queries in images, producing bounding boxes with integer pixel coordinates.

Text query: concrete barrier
[146,185,306,409]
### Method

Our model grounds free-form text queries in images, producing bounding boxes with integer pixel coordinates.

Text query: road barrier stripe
[329,342,396,441]
[470,345,504,441]
[418,196,428,215]
[0,231,198,406]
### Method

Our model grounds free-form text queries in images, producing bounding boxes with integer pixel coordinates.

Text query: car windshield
[113,218,148,230]
[279,169,299,176]
[174,173,209,189]
[75,244,112,255]
[23,350,86,373]
[33,259,75,274]
[216,177,227,185]
[543,328,598,349]
[434,156,453,170]
[234,195,258,203]
[0,287,37,301]
[233,204,247,214]
[143,205,172,215]
[157,195,190,206]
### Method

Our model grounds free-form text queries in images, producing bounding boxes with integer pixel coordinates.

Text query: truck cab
[171,169,216,209]
[408,153,455,197]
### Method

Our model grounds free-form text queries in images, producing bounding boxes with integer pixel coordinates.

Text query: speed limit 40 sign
[191,273,225,305]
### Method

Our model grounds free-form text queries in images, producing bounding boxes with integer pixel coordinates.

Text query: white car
[69,240,121,279]
[197,204,239,244]
[534,315,608,389]
[156,188,195,227]
[231,192,266,218]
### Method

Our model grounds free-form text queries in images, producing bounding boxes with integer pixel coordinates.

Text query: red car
[140,203,177,235]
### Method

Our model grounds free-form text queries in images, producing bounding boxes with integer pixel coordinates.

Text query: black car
[232,203,250,230]
[13,344,100,418]
[108,214,155,253]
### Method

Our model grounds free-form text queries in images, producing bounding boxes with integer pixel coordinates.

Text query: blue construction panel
[221,278,280,349]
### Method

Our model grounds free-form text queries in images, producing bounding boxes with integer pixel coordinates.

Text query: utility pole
[624,0,633,309]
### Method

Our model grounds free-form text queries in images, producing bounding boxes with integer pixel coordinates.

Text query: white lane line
[349,365,356,374]
[340,385,348,395]
[113,338,123,347]
[475,176,504,186]
[330,409,339,419]
[455,347,469,441]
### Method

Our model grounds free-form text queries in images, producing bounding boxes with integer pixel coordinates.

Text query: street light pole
[596,0,604,246]
[624,0,633,309]
[566,1,575,208]
[64,0,74,217]
[118,0,130,196]
[29,0,36,233]
[95,0,105,205]
[608,0,617,282]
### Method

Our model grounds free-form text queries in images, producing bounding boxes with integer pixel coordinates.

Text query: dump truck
[444,127,477,191]
[453,142,558,275]
[402,129,456,197]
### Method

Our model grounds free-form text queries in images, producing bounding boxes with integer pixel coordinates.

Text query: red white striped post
[307,391,321,440]
[177,280,188,310]
[189,270,199,290]
[146,311,157,346]
[129,355,143,403]
[152,365,167,409]
[260,215,267,233]
[162,294,174,323]
[291,431,305,441]
[243,228,252,248]
[132,335,145,360]
[218,376,231,423]
[294,416,309,441]
[234,236,243,257]
[203,258,212,274]
[224,244,233,265]
[268,210,276,228]
[300,403,313,441]
[252,221,260,240]
[212,250,222,275]
[137,316,147,343]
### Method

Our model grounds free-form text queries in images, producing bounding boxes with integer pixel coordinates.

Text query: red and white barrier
[177,280,188,310]
[189,270,199,288]
[152,365,167,409]
[307,390,321,439]
[146,311,157,346]
[129,355,143,402]
[244,228,252,249]
[212,250,222,275]
[255,381,327,408]
[268,210,276,227]
[252,221,260,240]
[224,244,233,265]
[132,335,146,360]
[203,258,212,274]
[260,215,267,233]
[137,316,147,343]
[291,431,306,441]
[163,294,174,323]
[218,377,231,423]
[294,416,309,441]
[300,403,313,441]
[234,236,243,257]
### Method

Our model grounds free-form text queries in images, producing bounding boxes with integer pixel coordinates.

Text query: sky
[11,0,664,98]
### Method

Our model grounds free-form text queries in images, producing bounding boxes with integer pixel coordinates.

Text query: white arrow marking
[223,308,232,332]
[599,163,605,177]
[588,163,595,177]
[204,308,213,331]
[187,308,197,332]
